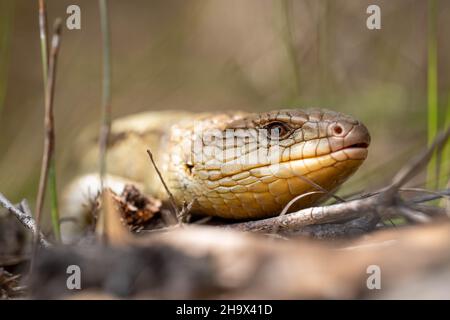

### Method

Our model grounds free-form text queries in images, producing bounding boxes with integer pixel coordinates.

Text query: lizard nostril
[333,124,343,135]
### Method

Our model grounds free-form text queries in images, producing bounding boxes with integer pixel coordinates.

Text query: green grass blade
[427,0,439,190]
[49,157,60,241]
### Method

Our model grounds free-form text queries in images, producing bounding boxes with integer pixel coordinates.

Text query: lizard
[61,108,370,241]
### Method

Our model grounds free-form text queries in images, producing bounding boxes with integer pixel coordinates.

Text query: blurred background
[0,0,449,212]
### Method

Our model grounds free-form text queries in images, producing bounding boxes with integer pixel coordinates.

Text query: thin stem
[35,19,62,243]
[98,0,112,187]
[426,0,438,189]
[98,0,112,238]
[297,174,345,203]
[147,149,180,222]
[49,157,60,241]
[36,0,61,242]
[38,0,49,86]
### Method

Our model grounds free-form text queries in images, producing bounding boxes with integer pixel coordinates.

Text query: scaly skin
[67,108,370,220]
[162,109,370,218]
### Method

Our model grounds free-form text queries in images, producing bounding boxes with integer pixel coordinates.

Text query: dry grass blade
[279,191,325,217]
[272,191,325,234]
[98,0,112,239]
[1,268,25,299]
[146,149,180,223]
[98,0,112,190]
[36,0,61,244]
[411,188,450,203]
[398,206,432,224]
[401,187,450,200]
[38,0,49,85]
[34,19,62,243]
[297,174,345,202]
[407,203,447,217]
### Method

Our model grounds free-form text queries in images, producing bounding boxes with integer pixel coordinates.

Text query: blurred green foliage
[0,1,14,116]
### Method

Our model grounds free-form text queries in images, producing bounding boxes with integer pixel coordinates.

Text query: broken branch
[0,193,50,247]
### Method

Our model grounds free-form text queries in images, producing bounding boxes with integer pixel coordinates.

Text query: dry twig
[147,149,180,223]
[38,0,49,84]
[0,193,50,247]
[34,19,62,242]
[228,194,381,233]
[36,0,61,242]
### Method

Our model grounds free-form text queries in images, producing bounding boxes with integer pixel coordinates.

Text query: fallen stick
[279,213,380,238]
[0,193,50,247]
[227,194,381,233]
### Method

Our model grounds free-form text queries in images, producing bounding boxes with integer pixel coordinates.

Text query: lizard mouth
[334,142,369,161]
[335,122,371,159]
[345,142,369,149]
[342,142,369,150]
[341,121,371,150]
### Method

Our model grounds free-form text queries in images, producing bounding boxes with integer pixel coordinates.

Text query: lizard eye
[264,121,291,139]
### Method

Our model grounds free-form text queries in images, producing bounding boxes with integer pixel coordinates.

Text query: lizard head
[167,109,370,219]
